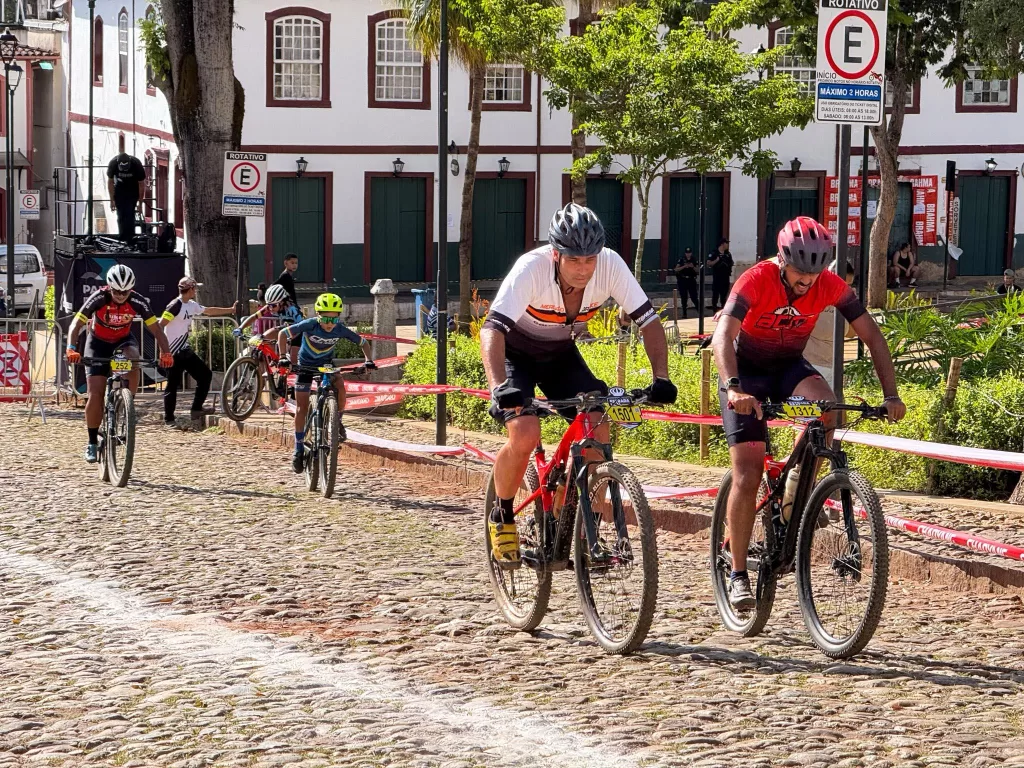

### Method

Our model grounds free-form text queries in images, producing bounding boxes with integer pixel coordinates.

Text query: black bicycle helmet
[548,202,606,256]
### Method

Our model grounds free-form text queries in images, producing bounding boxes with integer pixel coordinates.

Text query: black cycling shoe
[338,423,347,443]
[292,451,304,474]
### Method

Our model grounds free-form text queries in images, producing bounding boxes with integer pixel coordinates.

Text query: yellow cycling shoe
[488,520,521,569]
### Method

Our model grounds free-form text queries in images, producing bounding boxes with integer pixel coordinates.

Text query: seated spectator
[998,269,1020,295]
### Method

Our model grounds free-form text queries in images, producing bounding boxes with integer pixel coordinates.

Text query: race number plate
[318,366,335,373]
[782,401,821,419]
[110,358,133,372]
[607,404,642,428]
[248,336,262,347]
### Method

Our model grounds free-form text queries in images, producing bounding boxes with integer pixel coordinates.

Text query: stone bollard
[370,278,399,382]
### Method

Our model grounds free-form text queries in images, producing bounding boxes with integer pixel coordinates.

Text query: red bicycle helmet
[777,216,834,274]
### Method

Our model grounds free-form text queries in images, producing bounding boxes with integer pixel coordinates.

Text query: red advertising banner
[825,175,938,247]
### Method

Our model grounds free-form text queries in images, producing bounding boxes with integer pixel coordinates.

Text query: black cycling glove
[646,377,678,405]
[492,379,525,409]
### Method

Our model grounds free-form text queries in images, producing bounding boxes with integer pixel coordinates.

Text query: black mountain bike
[710,398,891,658]
[484,389,657,655]
[80,355,154,487]
[293,364,345,498]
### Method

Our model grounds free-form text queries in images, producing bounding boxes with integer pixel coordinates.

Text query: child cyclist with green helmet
[278,293,375,473]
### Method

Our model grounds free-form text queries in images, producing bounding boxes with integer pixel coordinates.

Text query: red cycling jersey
[721,258,865,361]
[75,287,157,343]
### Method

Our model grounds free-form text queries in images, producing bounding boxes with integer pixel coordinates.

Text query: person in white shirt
[480,203,677,566]
[159,276,237,425]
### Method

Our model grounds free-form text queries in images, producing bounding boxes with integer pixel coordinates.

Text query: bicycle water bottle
[781,466,801,523]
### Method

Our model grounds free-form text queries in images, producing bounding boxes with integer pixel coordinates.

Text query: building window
[145,6,156,95]
[93,16,103,86]
[118,9,129,92]
[368,11,430,110]
[771,25,815,95]
[479,62,533,112]
[265,8,331,108]
[885,80,920,114]
[956,66,1018,112]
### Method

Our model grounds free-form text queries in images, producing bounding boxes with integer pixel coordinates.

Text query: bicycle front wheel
[710,469,777,636]
[222,355,262,422]
[574,461,657,655]
[796,469,889,658]
[484,463,551,632]
[107,388,136,488]
[318,395,340,498]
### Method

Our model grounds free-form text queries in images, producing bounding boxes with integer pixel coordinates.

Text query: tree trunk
[569,0,595,206]
[156,0,245,308]
[458,60,486,328]
[866,30,909,309]
[633,177,653,283]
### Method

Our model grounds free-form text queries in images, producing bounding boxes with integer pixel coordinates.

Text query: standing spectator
[673,246,699,318]
[707,237,734,311]
[276,253,300,308]
[159,276,238,426]
[157,222,177,253]
[889,242,921,288]
[998,269,1020,295]
[106,152,146,241]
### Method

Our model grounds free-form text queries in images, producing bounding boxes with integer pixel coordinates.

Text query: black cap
[718,237,730,246]
[684,246,693,252]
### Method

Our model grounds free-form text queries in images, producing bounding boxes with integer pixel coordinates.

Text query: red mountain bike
[485,388,657,655]
[222,335,285,421]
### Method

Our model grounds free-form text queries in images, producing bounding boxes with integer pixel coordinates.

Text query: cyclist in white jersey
[480,203,679,565]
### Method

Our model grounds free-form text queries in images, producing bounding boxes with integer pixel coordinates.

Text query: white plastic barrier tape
[834,428,1024,472]
[346,429,466,456]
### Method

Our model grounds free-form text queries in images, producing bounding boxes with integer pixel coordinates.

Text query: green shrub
[43,284,54,329]
[188,324,237,372]
[334,322,372,360]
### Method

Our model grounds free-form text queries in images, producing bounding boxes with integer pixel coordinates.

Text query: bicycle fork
[571,441,626,563]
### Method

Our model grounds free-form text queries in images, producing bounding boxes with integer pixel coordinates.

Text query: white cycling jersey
[484,244,657,358]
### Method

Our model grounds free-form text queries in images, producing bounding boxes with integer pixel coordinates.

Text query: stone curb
[207,414,1024,598]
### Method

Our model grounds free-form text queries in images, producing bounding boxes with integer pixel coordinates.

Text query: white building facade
[67,0,1024,292]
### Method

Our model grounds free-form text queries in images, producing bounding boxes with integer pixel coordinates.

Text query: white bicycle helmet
[265,283,289,304]
[106,264,136,292]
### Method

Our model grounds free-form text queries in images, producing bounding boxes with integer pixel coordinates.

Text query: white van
[0,244,47,317]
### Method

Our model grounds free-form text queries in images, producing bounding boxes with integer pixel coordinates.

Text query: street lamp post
[0,28,18,318]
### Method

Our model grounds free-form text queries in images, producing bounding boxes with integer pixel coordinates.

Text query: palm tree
[399,0,558,326]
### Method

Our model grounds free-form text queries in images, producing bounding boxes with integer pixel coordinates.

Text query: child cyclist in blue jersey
[278,293,375,473]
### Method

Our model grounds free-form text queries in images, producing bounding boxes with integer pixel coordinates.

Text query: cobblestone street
[3,404,1024,768]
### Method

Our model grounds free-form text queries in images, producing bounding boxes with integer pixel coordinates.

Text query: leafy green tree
[398,0,563,326]
[747,0,1024,308]
[544,0,812,281]
[963,0,1024,76]
[141,1,246,307]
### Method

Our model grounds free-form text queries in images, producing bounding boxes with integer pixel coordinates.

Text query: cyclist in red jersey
[710,216,906,609]
[65,264,174,463]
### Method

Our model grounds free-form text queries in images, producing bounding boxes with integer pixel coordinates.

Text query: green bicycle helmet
[315,293,344,313]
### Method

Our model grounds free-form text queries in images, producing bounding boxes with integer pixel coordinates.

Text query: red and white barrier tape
[361,333,421,345]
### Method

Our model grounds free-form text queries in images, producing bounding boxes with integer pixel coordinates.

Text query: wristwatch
[724,377,741,391]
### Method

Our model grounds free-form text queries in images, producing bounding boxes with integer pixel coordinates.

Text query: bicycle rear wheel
[796,469,888,658]
[484,463,551,632]
[710,469,777,636]
[222,356,262,422]
[574,461,657,655]
[107,388,136,488]
[318,395,340,498]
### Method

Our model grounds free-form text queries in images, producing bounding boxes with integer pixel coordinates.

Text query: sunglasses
[317,315,340,325]
[110,289,130,300]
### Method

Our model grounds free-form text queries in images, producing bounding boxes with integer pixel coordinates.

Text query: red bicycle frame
[514,411,604,516]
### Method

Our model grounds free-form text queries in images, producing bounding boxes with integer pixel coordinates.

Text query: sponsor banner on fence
[825,175,938,247]
[0,330,30,400]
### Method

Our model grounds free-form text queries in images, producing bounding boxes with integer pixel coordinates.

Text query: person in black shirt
[277,253,299,307]
[998,269,1020,295]
[673,246,699,318]
[157,222,177,253]
[706,237,734,311]
[106,152,146,240]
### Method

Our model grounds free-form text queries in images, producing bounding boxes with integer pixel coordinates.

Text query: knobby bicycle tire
[222,356,263,422]
[108,388,136,488]
[303,403,319,492]
[574,461,658,655]
[484,463,552,632]
[319,395,340,498]
[796,469,889,659]
[710,469,777,637]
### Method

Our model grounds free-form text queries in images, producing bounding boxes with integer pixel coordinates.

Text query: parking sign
[222,152,268,217]
[815,0,888,124]
[18,190,40,220]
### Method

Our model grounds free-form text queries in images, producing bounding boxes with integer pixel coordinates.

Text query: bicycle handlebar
[79,357,158,366]
[759,399,890,421]
[532,389,650,414]
[290,364,346,376]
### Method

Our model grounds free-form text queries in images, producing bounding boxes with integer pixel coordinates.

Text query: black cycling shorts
[719,356,823,446]
[488,345,607,426]
[84,333,139,378]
